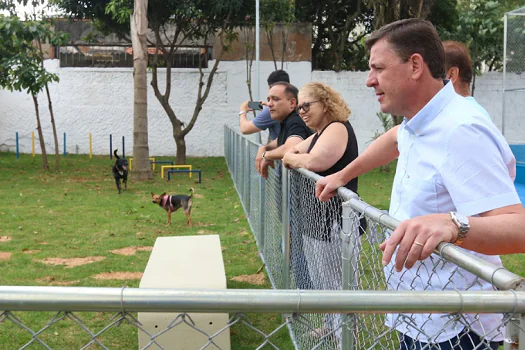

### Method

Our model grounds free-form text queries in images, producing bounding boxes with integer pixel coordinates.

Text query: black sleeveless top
[307,121,359,192]
[304,120,366,240]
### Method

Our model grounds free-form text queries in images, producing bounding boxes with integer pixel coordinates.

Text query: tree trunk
[174,129,186,165]
[130,0,152,181]
[32,94,48,170]
[46,86,60,172]
[37,38,60,171]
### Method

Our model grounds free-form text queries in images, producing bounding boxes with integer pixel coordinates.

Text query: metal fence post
[281,166,290,290]
[244,138,251,214]
[258,175,266,251]
[505,282,525,350]
[239,137,245,201]
[341,200,358,350]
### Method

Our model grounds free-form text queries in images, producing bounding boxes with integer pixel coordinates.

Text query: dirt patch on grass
[193,193,204,199]
[93,272,143,280]
[22,249,41,254]
[39,256,105,268]
[67,177,90,183]
[0,252,12,260]
[37,276,80,286]
[193,222,215,227]
[110,246,153,256]
[230,273,266,285]
[197,230,215,235]
[0,236,12,242]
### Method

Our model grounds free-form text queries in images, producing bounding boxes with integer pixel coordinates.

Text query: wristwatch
[262,151,267,161]
[450,211,470,246]
[239,110,247,115]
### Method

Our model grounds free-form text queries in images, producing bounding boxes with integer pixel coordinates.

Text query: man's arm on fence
[381,204,525,272]
[315,125,400,202]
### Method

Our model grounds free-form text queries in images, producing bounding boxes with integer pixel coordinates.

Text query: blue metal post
[16,132,19,159]
[63,132,66,157]
[110,134,113,159]
[122,136,125,158]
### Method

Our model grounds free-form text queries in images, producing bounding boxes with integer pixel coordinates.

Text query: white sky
[1,1,57,19]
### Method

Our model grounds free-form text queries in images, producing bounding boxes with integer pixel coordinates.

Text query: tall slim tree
[55,0,252,165]
[0,14,68,169]
[130,0,152,180]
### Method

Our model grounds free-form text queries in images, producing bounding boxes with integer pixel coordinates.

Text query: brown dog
[151,188,194,225]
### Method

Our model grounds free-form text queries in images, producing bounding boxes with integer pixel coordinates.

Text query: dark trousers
[398,329,502,350]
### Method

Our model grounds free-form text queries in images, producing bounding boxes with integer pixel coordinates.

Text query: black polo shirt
[277,111,312,147]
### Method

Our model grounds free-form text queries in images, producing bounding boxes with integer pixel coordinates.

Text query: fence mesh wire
[0,127,524,349]
[223,126,524,349]
[503,7,525,143]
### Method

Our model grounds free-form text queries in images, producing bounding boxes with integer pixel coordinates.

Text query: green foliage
[0,14,68,95]
[296,0,373,71]
[260,0,295,27]
[104,0,132,25]
[441,0,505,73]
[369,112,395,172]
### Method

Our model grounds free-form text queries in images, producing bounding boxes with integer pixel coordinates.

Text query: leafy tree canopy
[0,14,68,94]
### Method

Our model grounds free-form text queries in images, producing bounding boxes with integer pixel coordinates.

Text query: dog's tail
[189,187,194,198]
[113,149,120,159]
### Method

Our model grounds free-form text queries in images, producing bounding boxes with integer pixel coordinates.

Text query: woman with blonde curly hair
[283,81,362,345]
[283,81,359,192]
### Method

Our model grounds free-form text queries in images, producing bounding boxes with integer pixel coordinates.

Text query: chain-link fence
[224,125,525,350]
[503,6,525,144]
[1,287,525,350]
[1,127,525,349]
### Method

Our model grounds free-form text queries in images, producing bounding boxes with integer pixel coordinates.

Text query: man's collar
[403,81,455,135]
[280,110,298,124]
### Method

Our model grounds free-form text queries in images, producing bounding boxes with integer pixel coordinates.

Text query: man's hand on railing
[259,159,274,179]
[379,213,458,272]
[255,146,265,174]
[315,172,346,202]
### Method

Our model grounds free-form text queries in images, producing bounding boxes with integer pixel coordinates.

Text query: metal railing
[0,127,524,349]
[224,125,525,349]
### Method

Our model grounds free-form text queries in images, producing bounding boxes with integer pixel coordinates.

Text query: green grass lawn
[0,153,523,349]
[0,153,291,349]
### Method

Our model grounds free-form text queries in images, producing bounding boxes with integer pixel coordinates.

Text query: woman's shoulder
[320,120,350,136]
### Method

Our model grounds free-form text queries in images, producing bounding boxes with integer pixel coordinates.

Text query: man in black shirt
[256,82,312,179]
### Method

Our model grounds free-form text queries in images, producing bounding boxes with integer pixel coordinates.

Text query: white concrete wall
[1,61,524,157]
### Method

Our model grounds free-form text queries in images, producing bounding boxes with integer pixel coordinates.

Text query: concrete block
[138,235,230,350]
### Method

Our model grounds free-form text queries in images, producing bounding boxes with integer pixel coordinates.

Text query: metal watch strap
[450,211,469,246]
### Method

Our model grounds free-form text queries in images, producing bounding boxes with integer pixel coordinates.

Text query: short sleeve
[285,119,312,141]
[440,123,519,216]
[252,107,277,131]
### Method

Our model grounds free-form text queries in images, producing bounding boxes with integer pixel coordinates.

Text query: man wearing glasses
[255,82,312,179]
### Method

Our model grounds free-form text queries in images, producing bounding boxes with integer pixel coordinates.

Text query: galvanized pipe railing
[1,286,524,314]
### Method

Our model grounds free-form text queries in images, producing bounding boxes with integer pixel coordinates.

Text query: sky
[1,1,57,19]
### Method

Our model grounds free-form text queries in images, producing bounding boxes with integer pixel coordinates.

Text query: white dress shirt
[385,81,519,343]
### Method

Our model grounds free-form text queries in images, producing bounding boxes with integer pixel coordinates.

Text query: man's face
[267,85,296,121]
[366,39,413,117]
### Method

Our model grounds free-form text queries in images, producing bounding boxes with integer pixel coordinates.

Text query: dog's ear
[151,192,155,197]
[161,192,166,197]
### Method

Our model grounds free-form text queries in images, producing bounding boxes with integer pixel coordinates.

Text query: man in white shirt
[315,18,525,349]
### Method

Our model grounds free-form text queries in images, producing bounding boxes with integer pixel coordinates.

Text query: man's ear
[290,98,297,110]
[409,53,425,80]
[446,67,459,84]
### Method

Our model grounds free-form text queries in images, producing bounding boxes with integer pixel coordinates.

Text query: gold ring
[413,241,424,247]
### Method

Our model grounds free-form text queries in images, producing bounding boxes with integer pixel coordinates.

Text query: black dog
[151,188,194,225]
[112,149,128,194]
